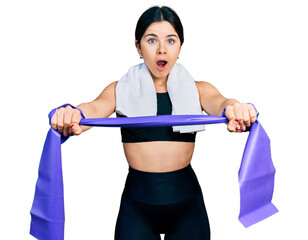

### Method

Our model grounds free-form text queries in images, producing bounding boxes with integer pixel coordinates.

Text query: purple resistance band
[30,104,278,240]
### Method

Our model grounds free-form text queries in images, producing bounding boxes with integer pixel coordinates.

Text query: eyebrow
[144,34,158,38]
[144,33,178,38]
[167,34,178,38]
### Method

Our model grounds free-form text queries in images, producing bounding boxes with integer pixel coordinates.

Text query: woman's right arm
[51,81,118,137]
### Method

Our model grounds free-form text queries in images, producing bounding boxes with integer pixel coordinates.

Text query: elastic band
[30,104,278,240]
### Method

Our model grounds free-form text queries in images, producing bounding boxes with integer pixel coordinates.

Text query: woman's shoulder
[108,80,118,88]
[101,81,118,95]
[95,81,118,102]
[195,81,216,96]
[195,80,214,88]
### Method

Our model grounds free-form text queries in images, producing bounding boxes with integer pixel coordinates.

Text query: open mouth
[156,60,168,68]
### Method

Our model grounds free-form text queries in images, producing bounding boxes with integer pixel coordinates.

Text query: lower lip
[156,63,167,71]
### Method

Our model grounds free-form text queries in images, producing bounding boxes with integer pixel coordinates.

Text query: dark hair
[135,6,184,47]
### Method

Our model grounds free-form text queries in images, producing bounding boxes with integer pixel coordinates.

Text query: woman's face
[136,21,181,81]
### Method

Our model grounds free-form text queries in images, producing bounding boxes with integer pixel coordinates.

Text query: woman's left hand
[224,103,257,132]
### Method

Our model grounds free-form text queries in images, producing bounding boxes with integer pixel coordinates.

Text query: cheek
[143,47,157,58]
[171,46,181,56]
[140,41,156,52]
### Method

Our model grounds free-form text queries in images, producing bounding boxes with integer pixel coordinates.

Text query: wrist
[221,105,231,117]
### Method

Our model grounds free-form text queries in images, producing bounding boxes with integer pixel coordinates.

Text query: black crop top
[118,92,197,143]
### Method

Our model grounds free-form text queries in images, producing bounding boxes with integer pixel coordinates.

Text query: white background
[1,0,307,239]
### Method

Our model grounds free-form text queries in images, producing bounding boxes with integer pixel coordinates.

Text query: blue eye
[168,39,175,44]
[148,39,156,44]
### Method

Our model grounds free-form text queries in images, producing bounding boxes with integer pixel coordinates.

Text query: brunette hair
[135,6,184,47]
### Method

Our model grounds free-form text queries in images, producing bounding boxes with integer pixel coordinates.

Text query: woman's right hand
[50,105,83,137]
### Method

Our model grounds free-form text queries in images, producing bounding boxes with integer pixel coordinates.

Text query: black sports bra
[118,92,197,143]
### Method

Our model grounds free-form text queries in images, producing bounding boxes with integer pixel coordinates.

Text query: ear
[135,40,141,55]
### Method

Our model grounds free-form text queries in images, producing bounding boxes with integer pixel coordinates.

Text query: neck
[150,72,168,91]
[151,73,168,89]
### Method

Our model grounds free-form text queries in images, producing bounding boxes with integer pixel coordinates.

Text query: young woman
[51,6,256,240]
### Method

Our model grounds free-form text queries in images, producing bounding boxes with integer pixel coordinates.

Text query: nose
[157,42,166,55]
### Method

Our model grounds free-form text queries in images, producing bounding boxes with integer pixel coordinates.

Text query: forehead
[144,21,178,36]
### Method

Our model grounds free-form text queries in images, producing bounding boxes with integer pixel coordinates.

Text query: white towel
[115,63,205,133]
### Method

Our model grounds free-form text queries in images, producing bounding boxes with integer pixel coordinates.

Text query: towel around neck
[115,63,205,133]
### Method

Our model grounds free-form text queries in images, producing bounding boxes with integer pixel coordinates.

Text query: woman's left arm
[195,81,257,132]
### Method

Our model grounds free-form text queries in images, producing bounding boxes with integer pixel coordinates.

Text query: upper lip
[156,59,168,64]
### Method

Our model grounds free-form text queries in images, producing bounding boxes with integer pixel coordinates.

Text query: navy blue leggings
[114,164,210,240]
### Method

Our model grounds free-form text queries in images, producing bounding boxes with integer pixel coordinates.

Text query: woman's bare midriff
[122,141,195,172]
